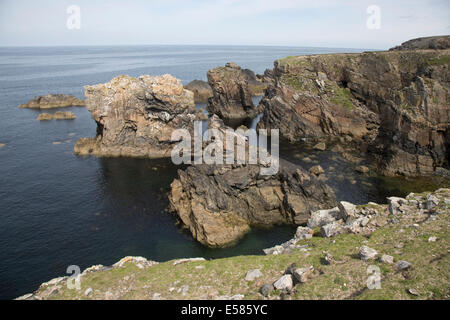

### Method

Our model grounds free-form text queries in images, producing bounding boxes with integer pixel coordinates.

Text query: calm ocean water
[0,45,446,300]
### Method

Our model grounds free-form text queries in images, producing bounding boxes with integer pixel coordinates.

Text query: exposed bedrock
[206,62,266,120]
[168,117,337,248]
[258,40,449,177]
[74,74,196,158]
[19,94,85,109]
[390,35,450,51]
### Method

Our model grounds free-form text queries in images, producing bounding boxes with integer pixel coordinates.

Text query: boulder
[338,201,358,221]
[259,284,274,297]
[379,254,394,264]
[273,275,293,292]
[53,111,76,120]
[295,226,314,240]
[245,269,263,282]
[321,222,345,238]
[19,94,85,109]
[307,207,342,228]
[74,74,196,158]
[37,113,53,121]
[359,246,378,261]
[292,266,314,283]
[207,62,261,119]
[355,166,370,174]
[396,260,412,271]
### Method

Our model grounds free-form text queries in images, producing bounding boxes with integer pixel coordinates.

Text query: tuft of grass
[330,86,355,111]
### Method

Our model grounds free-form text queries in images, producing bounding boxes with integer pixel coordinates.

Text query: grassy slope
[41,198,449,300]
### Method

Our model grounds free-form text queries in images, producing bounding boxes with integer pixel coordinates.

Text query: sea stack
[74,74,196,158]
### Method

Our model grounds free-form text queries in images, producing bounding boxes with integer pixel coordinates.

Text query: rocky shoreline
[18,188,449,300]
[18,94,85,109]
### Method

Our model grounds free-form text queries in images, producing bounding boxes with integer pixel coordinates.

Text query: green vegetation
[330,86,355,111]
[426,55,450,66]
[36,200,449,300]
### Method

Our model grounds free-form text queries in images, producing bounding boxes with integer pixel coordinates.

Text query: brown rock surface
[258,42,450,176]
[207,62,264,120]
[19,94,85,109]
[74,74,196,158]
[168,117,337,247]
[185,80,213,103]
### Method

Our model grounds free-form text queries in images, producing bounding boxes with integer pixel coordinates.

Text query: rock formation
[207,62,264,120]
[19,94,85,109]
[390,35,450,51]
[258,37,449,176]
[168,116,337,247]
[74,74,196,158]
[37,112,76,121]
[184,80,213,103]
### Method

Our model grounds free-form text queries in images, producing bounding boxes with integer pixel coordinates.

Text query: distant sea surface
[1,45,444,300]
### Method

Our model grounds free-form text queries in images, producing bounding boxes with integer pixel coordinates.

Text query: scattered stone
[428,236,438,242]
[379,254,394,264]
[113,256,158,268]
[359,246,378,261]
[321,222,345,238]
[173,258,206,266]
[388,197,407,215]
[338,201,358,221]
[308,207,342,228]
[84,288,93,297]
[309,165,325,176]
[259,284,274,297]
[245,269,263,282]
[355,166,370,174]
[426,195,439,210]
[152,293,162,300]
[292,266,314,283]
[313,142,326,151]
[408,288,419,296]
[273,275,294,292]
[396,260,412,271]
[322,252,334,265]
[295,226,313,240]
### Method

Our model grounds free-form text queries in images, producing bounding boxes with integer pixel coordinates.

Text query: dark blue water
[2,45,442,300]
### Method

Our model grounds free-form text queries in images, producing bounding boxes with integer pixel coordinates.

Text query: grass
[34,197,449,300]
[330,86,355,111]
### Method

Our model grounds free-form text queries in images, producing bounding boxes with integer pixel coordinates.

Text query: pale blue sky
[0,0,449,49]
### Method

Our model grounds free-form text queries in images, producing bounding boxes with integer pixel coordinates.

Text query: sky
[0,0,449,49]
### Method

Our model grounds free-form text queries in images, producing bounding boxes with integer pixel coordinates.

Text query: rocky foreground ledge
[18,94,85,109]
[18,189,449,300]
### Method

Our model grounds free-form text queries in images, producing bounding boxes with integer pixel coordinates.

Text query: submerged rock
[207,62,262,120]
[74,74,196,158]
[38,111,76,121]
[19,94,85,109]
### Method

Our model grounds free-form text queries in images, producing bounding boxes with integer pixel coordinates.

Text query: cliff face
[168,116,337,248]
[259,48,450,176]
[74,74,196,158]
[390,35,450,51]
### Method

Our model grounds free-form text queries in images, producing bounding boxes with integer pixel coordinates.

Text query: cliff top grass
[35,197,449,300]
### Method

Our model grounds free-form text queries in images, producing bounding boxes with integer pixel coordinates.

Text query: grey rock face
[273,275,294,292]
[359,246,378,261]
[245,269,263,282]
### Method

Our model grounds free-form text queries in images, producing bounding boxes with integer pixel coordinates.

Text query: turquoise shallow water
[1,45,446,300]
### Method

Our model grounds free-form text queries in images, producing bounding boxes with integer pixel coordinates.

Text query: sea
[0,45,447,299]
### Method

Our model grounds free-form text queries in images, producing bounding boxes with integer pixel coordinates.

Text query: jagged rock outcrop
[207,62,265,120]
[390,35,450,51]
[185,80,213,103]
[168,116,336,247]
[19,94,85,109]
[74,74,196,158]
[258,41,449,176]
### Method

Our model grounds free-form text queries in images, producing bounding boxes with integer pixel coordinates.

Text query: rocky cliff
[390,35,450,51]
[168,116,337,247]
[74,74,196,158]
[207,62,265,120]
[258,42,449,176]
